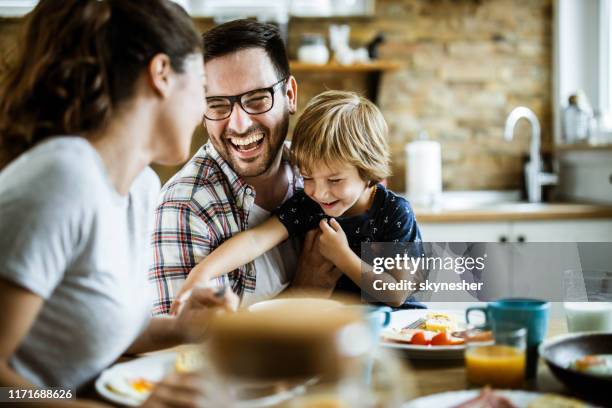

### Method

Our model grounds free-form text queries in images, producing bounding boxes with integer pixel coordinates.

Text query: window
[0,1,37,17]
[555,0,612,141]
[603,0,612,121]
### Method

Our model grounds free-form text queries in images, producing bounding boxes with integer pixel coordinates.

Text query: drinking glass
[465,323,526,388]
[563,269,612,332]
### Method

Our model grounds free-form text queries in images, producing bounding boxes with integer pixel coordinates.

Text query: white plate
[247,298,342,312]
[96,351,176,406]
[403,390,541,408]
[403,390,594,408]
[381,309,482,360]
[96,350,312,407]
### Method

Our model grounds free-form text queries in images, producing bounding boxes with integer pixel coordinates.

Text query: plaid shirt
[149,141,299,315]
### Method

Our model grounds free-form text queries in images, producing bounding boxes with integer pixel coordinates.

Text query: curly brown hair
[0,0,201,170]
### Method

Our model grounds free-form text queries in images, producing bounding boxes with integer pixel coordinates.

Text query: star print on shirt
[272,185,421,258]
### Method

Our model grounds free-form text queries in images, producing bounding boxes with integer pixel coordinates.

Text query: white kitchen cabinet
[419,219,612,243]
[511,220,612,242]
[419,222,509,242]
[419,219,612,301]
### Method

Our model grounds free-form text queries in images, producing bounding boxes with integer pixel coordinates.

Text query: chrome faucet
[504,107,558,203]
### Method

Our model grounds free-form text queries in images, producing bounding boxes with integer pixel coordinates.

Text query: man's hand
[318,218,350,265]
[174,286,239,343]
[290,229,341,295]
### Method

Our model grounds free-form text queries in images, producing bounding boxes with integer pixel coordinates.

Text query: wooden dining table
[96,315,609,407]
[400,318,609,407]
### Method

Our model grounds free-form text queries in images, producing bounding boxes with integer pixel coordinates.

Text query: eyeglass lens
[206,89,274,120]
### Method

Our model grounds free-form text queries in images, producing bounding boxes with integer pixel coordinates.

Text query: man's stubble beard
[213,111,290,178]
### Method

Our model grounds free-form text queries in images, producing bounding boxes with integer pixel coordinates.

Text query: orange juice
[465,345,525,388]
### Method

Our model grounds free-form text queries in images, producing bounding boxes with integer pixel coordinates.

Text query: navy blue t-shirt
[274,184,422,295]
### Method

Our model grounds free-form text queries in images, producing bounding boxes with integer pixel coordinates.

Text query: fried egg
[106,372,155,403]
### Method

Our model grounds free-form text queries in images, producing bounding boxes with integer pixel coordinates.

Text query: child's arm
[170,216,289,314]
[318,218,419,307]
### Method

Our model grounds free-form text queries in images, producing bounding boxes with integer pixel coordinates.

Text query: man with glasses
[150,20,341,314]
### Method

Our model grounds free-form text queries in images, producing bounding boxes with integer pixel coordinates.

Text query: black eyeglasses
[204,78,287,121]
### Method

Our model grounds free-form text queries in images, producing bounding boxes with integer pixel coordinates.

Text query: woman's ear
[285,75,298,115]
[148,53,173,98]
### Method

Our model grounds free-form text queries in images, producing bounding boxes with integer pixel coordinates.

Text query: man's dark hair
[202,19,290,80]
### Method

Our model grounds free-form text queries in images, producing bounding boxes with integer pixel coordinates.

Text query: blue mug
[348,305,392,342]
[466,298,550,378]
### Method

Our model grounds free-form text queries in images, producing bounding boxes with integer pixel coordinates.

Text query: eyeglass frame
[203,77,288,121]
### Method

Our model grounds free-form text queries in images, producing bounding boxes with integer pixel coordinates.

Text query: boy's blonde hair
[291,90,391,184]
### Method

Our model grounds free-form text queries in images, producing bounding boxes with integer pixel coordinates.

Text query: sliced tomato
[410,331,430,345]
[430,332,451,346]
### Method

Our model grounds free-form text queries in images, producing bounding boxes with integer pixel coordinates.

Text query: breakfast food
[451,389,587,408]
[382,327,465,346]
[453,329,494,342]
[569,354,612,377]
[381,313,466,346]
[424,312,457,333]
[292,395,350,408]
[175,345,206,373]
[130,378,154,394]
[452,387,517,408]
[105,374,154,403]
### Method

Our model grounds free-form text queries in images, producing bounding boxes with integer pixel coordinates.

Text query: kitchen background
[0,0,552,191]
[289,0,554,193]
[1,0,612,243]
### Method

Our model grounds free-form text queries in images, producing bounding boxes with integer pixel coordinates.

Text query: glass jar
[297,34,329,65]
[562,94,591,143]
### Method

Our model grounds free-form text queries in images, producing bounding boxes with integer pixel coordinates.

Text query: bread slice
[175,345,206,373]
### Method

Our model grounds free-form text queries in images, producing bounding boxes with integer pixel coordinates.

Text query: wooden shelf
[290,60,400,73]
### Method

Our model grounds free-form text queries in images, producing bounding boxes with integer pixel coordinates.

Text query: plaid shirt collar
[204,142,251,202]
[203,140,300,297]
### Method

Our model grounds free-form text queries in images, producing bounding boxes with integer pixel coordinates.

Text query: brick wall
[288,0,553,192]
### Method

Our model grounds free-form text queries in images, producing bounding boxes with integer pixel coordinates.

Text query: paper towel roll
[405,140,442,207]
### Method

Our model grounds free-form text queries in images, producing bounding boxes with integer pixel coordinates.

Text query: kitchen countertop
[415,202,612,223]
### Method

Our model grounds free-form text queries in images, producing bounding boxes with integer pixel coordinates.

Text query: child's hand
[318,218,350,264]
[173,286,239,342]
[170,288,190,316]
[170,266,210,315]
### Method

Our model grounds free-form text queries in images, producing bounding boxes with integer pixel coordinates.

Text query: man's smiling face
[203,48,296,177]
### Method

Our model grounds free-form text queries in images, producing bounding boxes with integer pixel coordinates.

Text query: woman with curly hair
[0,1,236,406]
